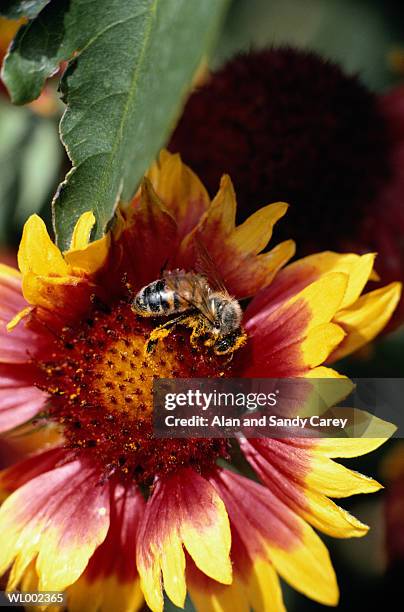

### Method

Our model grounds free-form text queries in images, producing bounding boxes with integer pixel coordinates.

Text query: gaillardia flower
[169,47,404,330]
[0,152,401,611]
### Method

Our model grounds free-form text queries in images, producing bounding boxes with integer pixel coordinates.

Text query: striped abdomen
[132,276,197,317]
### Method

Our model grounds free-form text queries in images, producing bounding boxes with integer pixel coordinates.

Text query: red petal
[0,364,48,433]
[85,480,144,584]
[0,447,68,495]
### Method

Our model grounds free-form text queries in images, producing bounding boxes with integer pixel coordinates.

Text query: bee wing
[162,270,216,323]
[194,235,229,295]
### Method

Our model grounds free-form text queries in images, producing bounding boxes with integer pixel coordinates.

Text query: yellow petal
[314,433,393,458]
[69,212,96,251]
[181,491,232,586]
[301,322,345,368]
[291,252,376,309]
[229,202,289,254]
[302,490,369,538]
[18,215,68,278]
[6,306,33,331]
[190,577,250,612]
[288,272,348,330]
[139,553,163,612]
[303,367,353,400]
[0,16,26,45]
[21,271,85,311]
[7,551,34,591]
[246,560,286,612]
[180,174,237,255]
[68,575,143,612]
[147,150,210,236]
[331,282,402,360]
[226,239,296,300]
[303,366,347,379]
[64,212,110,274]
[305,455,382,498]
[0,463,110,594]
[19,559,39,593]
[137,471,232,612]
[160,533,186,608]
[205,174,237,236]
[265,523,338,606]
[257,239,296,275]
[64,234,110,275]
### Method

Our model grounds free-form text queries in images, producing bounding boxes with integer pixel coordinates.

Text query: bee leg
[223,353,234,366]
[145,313,190,356]
[145,338,158,354]
[188,316,209,347]
[233,331,248,351]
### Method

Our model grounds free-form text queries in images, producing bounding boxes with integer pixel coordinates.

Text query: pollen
[38,300,232,485]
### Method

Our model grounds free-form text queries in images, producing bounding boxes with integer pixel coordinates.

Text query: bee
[131,244,247,356]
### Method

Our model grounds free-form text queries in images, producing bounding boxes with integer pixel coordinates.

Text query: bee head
[211,296,243,336]
[214,329,247,355]
[218,299,242,336]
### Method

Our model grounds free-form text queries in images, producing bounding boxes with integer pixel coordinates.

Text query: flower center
[38,300,231,484]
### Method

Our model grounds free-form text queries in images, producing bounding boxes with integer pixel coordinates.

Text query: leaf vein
[66,1,159,229]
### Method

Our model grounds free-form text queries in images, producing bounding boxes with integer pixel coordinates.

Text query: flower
[0,151,401,611]
[169,47,404,331]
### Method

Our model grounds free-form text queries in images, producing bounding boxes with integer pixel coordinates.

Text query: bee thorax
[211,295,243,336]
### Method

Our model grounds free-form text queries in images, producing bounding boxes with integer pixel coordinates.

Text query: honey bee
[131,244,246,356]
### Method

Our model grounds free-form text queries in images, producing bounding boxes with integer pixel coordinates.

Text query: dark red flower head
[170,47,404,328]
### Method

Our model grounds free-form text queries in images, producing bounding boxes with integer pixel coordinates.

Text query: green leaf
[3,0,228,249]
[2,0,77,105]
[0,0,51,19]
[55,0,228,250]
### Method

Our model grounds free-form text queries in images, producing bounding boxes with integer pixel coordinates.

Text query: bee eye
[213,322,221,330]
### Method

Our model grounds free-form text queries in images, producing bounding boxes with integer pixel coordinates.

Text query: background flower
[169,46,404,332]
